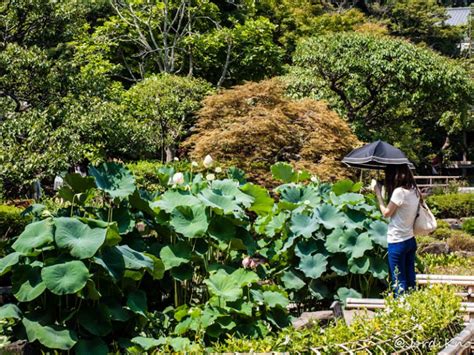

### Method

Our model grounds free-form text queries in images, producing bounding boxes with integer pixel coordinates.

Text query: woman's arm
[374,183,398,218]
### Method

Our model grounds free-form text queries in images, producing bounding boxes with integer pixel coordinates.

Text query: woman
[373,164,420,296]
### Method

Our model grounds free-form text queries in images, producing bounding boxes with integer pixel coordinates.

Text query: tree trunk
[165,145,176,163]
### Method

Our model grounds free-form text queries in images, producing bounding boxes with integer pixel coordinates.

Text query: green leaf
[340,230,373,258]
[54,217,106,259]
[271,162,297,183]
[211,179,254,206]
[12,265,46,302]
[23,317,77,350]
[204,270,242,301]
[103,298,131,322]
[127,290,147,317]
[144,253,165,280]
[159,242,192,270]
[58,173,96,203]
[231,268,259,287]
[131,337,165,351]
[41,261,89,295]
[280,270,305,290]
[0,252,20,276]
[0,304,22,320]
[297,253,328,279]
[368,220,388,248]
[116,245,154,271]
[78,307,112,337]
[89,162,135,199]
[332,179,355,195]
[309,280,330,300]
[151,190,200,213]
[315,204,345,230]
[75,338,108,355]
[324,228,344,253]
[12,219,54,255]
[170,205,209,238]
[93,247,125,280]
[171,264,193,281]
[295,239,319,257]
[329,253,349,276]
[208,216,236,242]
[262,291,289,308]
[335,287,362,304]
[348,256,371,274]
[264,212,288,237]
[241,183,274,215]
[369,256,389,279]
[290,213,319,238]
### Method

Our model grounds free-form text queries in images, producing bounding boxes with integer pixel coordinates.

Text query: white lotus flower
[215,167,222,173]
[206,173,215,181]
[173,157,179,161]
[172,172,185,185]
[311,176,319,183]
[203,155,214,168]
[191,161,198,167]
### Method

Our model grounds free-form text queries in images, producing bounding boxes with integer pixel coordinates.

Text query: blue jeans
[387,237,417,297]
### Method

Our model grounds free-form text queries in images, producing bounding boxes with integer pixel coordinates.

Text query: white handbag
[413,190,437,236]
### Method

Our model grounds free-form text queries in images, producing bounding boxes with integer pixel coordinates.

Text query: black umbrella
[342,140,415,170]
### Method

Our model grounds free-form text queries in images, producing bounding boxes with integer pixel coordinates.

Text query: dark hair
[384,164,418,200]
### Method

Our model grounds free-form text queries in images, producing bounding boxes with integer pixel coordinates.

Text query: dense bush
[462,217,474,235]
[447,232,474,252]
[419,253,474,275]
[210,285,463,353]
[183,79,360,186]
[426,193,474,219]
[0,205,29,246]
[0,162,387,352]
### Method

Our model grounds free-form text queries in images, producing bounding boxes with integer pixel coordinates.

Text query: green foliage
[427,193,474,218]
[447,231,474,252]
[288,32,473,163]
[0,205,29,245]
[462,217,474,235]
[211,285,463,353]
[418,253,474,275]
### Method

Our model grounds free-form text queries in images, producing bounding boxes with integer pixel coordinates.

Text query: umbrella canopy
[342,140,415,170]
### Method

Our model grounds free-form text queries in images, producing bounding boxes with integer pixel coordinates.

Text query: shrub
[426,193,474,219]
[0,204,29,243]
[431,227,453,240]
[182,79,360,186]
[447,231,474,252]
[462,217,474,235]
[211,285,463,353]
[419,253,474,275]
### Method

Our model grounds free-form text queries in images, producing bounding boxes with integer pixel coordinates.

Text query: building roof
[445,7,471,26]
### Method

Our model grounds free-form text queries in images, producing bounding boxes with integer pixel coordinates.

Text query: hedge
[0,204,29,256]
[426,193,474,219]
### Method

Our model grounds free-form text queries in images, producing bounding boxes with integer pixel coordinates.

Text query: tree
[288,32,473,163]
[183,79,360,186]
[124,74,213,162]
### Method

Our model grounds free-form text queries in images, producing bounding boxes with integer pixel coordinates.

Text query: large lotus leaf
[208,216,236,242]
[231,268,259,287]
[264,212,288,237]
[348,256,371,274]
[271,162,297,183]
[151,190,200,213]
[369,256,389,279]
[58,173,96,203]
[160,242,192,270]
[0,252,20,276]
[103,298,131,322]
[335,287,362,304]
[89,163,135,199]
[41,261,89,295]
[324,228,345,253]
[340,231,373,258]
[345,209,367,230]
[295,239,319,258]
[204,270,242,301]
[127,290,147,316]
[281,233,299,253]
[277,185,321,207]
[144,253,165,280]
[12,265,45,302]
[116,245,154,271]
[170,205,209,238]
[198,188,242,215]
[329,253,349,276]
[262,291,289,308]
[309,279,330,300]
[78,307,112,336]
[54,217,106,259]
[290,213,320,238]
[315,204,345,230]
[170,263,193,281]
[332,179,355,196]
[75,338,108,355]
[131,337,165,351]
[79,218,121,247]
[94,247,125,280]
[0,303,22,320]
[368,220,388,248]
[211,179,254,207]
[227,166,247,185]
[12,219,54,255]
[297,253,328,279]
[129,189,156,217]
[240,183,274,215]
[23,317,77,350]
[111,206,135,234]
[331,192,365,206]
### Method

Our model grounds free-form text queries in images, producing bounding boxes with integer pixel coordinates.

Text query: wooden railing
[414,175,461,188]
